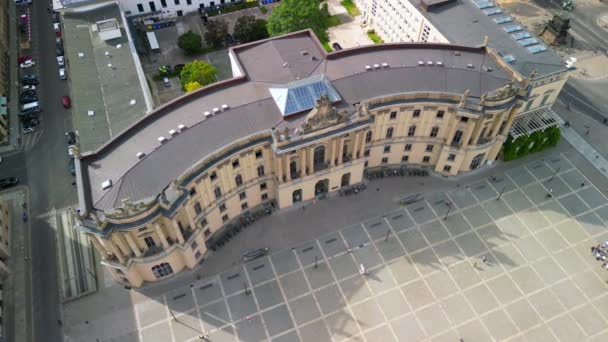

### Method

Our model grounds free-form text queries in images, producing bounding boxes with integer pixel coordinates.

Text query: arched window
[214,187,222,199]
[313,145,326,171]
[292,189,302,203]
[235,174,243,187]
[152,262,173,279]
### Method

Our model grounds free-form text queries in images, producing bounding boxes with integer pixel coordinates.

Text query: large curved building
[74,30,567,287]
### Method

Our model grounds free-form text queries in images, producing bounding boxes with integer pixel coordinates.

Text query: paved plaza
[130,153,608,342]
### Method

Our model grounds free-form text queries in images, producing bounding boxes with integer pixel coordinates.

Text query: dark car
[65,131,77,146]
[241,248,269,263]
[22,78,39,86]
[56,47,64,56]
[22,74,38,81]
[21,89,36,97]
[68,158,76,176]
[332,42,343,51]
[52,12,60,23]
[19,95,37,104]
[174,64,185,74]
[0,178,19,190]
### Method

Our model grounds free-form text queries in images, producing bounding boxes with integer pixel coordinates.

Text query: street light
[444,201,452,220]
[496,186,506,201]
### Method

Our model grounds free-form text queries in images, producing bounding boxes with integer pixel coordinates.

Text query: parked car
[15,0,32,6]
[19,95,37,104]
[65,131,77,146]
[20,60,35,69]
[53,23,61,37]
[68,159,76,176]
[241,248,269,263]
[56,47,64,56]
[59,68,66,80]
[174,64,185,74]
[163,77,171,88]
[22,78,39,86]
[22,74,38,81]
[21,89,36,97]
[52,12,60,24]
[61,96,71,109]
[55,37,63,47]
[332,42,343,51]
[0,178,19,190]
[22,85,36,91]
[57,56,65,67]
[18,55,33,64]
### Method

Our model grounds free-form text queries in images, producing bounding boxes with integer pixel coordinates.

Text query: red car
[18,55,33,64]
[61,96,71,109]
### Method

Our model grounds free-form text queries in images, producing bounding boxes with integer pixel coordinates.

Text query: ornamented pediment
[301,94,347,133]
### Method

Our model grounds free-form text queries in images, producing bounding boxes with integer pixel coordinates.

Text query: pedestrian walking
[581,182,585,187]
[57,319,62,326]
[585,130,590,136]
[481,255,488,264]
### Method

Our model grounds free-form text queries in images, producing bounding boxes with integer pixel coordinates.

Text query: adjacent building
[0,0,9,144]
[55,0,251,17]
[73,28,567,287]
[0,200,10,278]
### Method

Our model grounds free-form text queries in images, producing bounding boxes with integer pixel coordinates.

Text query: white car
[57,56,65,67]
[59,68,66,80]
[22,85,36,91]
[20,60,35,69]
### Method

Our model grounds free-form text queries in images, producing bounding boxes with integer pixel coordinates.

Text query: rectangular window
[386,127,394,139]
[219,203,227,212]
[365,131,372,143]
[144,236,156,248]
[443,165,452,172]
[195,251,201,259]
[383,145,391,153]
[430,127,439,137]
[261,193,268,200]
[389,111,397,119]
[408,126,416,137]
[174,0,179,4]
[160,0,167,7]
[222,214,229,223]
[204,229,211,237]
[364,149,370,157]
[460,116,469,122]
[210,172,217,181]
[404,144,412,151]
[194,202,202,215]
[239,191,247,200]
[260,182,267,190]
[232,159,240,169]
[426,144,433,152]
[257,165,265,176]
[200,218,208,226]
[191,241,198,249]
[422,156,430,163]
[255,150,263,159]
[381,157,389,164]
[241,202,248,210]
[447,154,456,161]
[137,3,144,12]
[214,187,222,199]
[436,110,444,118]
[401,155,409,162]
[187,0,192,4]
[364,161,369,167]
[189,187,197,196]
[413,109,421,118]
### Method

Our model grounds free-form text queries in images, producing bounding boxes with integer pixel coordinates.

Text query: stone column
[490,112,505,138]
[359,130,366,155]
[90,235,108,261]
[445,116,460,146]
[330,139,337,166]
[113,233,132,257]
[469,119,484,145]
[462,122,476,147]
[124,232,142,257]
[300,147,307,175]
[277,155,284,182]
[172,220,185,244]
[308,147,314,171]
[154,223,170,248]
[337,137,344,165]
[102,238,125,264]
[284,155,290,181]
[502,108,517,135]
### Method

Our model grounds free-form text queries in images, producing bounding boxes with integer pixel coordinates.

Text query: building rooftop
[416,0,565,77]
[80,30,527,213]
[62,3,148,152]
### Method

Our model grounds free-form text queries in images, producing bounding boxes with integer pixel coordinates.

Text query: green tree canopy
[234,15,269,43]
[177,31,203,55]
[184,81,203,92]
[267,0,329,42]
[204,19,229,48]
[179,60,217,90]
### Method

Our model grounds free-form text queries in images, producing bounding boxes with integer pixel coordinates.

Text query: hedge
[502,125,561,161]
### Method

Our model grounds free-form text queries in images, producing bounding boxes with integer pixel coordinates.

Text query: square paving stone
[448,261,482,291]
[339,275,372,304]
[135,297,167,328]
[462,205,494,229]
[538,201,570,225]
[170,312,202,342]
[522,183,551,205]
[505,298,541,331]
[547,155,574,172]
[571,270,608,300]
[208,326,237,342]
[417,303,451,336]
[553,248,588,275]
[593,295,608,321]
[375,237,406,262]
[419,220,451,245]
[456,319,493,342]
[341,224,370,248]
[166,288,195,314]
[558,194,590,216]
[489,175,517,194]
[410,248,441,275]
[513,235,548,262]
[560,169,587,189]
[289,294,321,326]
[271,331,300,342]
[391,314,426,341]
[551,279,587,310]
[328,253,358,280]
[483,199,513,220]
[363,217,391,241]
[548,313,587,342]
[527,161,554,180]
[366,265,397,294]
[517,208,551,233]
[472,252,504,280]
[314,284,346,315]
[246,259,275,286]
[454,232,487,257]
[398,228,429,253]
[443,212,472,237]
[303,262,335,290]
[365,324,397,342]
[491,243,527,271]
[325,310,360,341]
[470,181,498,201]
[531,257,567,285]
[571,303,607,336]
[386,256,420,284]
[481,309,519,341]
[235,314,267,341]
[352,244,383,269]
[524,326,559,342]
[507,166,536,187]
[271,249,300,276]
[486,274,523,305]
[448,188,478,209]
[220,265,247,296]
[351,299,385,330]
[464,284,499,315]
[439,293,476,326]
[528,290,566,321]
[407,201,437,224]
[227,292,258,322]
[536,228,569,253]
[496,215,530,241]
[254,280,285,310]
[318,232,347,258]
[376,288,410,318]
[594,205,608,223]
[298,318,332,342]
[555,219,588,245]
[577,212,606,237]
[502,190,534,212]
[510,266,545,293]
[279,271,310,300]
[141,322,172,342]
[425,270,458,299]
[578,187,606,209]
[386,208,416,232]
[194,279,223,307]
[427,192,453,214]
[294,240,324,268]
[432,240,465,266]
[541,177,571,198]
[401,279,435,310]
[430,329,460,342]
[200,300,231,330]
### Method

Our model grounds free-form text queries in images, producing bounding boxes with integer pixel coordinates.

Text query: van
[21,101,40,113]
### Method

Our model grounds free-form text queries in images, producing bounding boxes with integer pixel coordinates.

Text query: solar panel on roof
[475,1,494,8]
[512,31,532,40]
[503,55,516,63]
[503,25,522,33]
[519,37,538,46]
[527,44,547,54]
[269,74,341,117]
[494,16,513,24]
[483,8,502,15]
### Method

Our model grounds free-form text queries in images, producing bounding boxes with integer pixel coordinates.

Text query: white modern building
[55,0,245,16]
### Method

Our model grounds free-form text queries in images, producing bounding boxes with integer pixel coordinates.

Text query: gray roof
[416,0,565,77]
[81,31,520,212]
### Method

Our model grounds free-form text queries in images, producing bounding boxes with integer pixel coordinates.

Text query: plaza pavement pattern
[133,154,608,342]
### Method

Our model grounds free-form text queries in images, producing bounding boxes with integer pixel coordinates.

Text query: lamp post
[496,186,506,201]
[444,201,452,220]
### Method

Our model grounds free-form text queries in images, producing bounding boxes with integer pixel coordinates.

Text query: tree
[179,60,217,90]
[267,0,329,42]
[204,19,229,48]
[234,15,269,43]
[177,31,203,55]
[184,81,203,92]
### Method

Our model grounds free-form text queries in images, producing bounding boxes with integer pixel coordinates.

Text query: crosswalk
[20,127,44,151]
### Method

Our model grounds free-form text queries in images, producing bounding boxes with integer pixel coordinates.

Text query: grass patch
[341,0,361,17]
[322,41,333,52]
[367,31,383,44]
[326,15,342,28]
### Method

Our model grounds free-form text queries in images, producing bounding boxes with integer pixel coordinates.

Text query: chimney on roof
[221,104,229,111]
[177,124,187,132]
[169,129,178,136]
[301,50,308,55]
[101,180,113,190]
[136,152,146,159]
[158,136,168,144]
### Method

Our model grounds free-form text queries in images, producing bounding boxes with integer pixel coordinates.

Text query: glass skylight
[527,45,547,54]
[483,8,502,15]
[504,25,522,33]
[519,37,538,46]
[269,75,341,117]
[494,16,513,24]
[512,31,532,40]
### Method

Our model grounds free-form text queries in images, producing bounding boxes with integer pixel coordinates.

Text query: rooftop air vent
[311,56,318,61]
[88,110,95,116]
[381,62,388,68]
[177,124,187,132]
[467,64,474,69]
[101,180,112,190]
[78,52,85,58]
[483,66,493,72]
[107,63,112,68]
[169,129,178,136]
[213,107,220,114]
[105,51,110,57]
[301,50,308,55]
[158,136,168,144]
[282,62,289,67]
[365,65,372,71]
[454,51,461,56]
[204,111,211,118]
[436,61,443,66]
[116,44,122,48]
[221,104,229,111]
[373,64,380,69]
[427,61,433,66]
[418,61,424,66]
[136,152,146,159]
[130,99,137,105]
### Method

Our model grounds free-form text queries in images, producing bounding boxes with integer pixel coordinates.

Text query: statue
[460,89,471,107]
[355,102,370,117]
[301,93,346,133]
[540,1,573,45]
